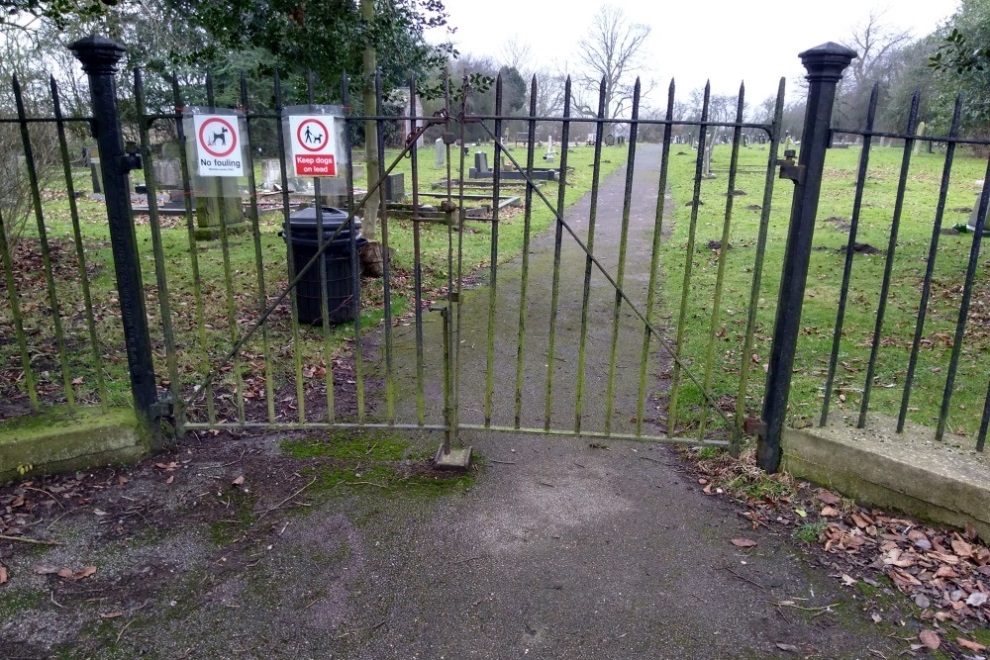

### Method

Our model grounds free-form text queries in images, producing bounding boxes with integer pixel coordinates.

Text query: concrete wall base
[783,414,990,542]
[0,407,150,484]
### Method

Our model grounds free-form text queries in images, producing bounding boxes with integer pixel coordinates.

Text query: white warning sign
[194,114,243,177]
[289,115,337,177]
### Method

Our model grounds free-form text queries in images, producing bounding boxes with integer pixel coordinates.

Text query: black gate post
[71,36,161,448]
[759,43,856,473]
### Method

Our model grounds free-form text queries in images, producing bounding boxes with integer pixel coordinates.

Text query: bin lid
[287,206,360,229]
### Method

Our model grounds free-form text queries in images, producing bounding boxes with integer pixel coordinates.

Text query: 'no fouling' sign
[288,115,338,177]
[194,114,244,177]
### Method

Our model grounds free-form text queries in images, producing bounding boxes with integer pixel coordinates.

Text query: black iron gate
[5,39,990,474]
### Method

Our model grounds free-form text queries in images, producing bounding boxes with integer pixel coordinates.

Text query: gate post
[759,43,856,473]
[71,36,161,448]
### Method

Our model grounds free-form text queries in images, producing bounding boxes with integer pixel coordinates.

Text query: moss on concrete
[0,406,149,484]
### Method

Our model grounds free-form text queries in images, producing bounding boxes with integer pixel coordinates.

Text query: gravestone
[194,176,246,241]
[262,159,282,189]
[914,122,926,156]
[544,135,555,162]
[384,172,405,202]
[743,135,749,147]
[968,180,990,235]
[161,142,182,160]
[470,151,490,178]
[90,158,103,194]
[153,159,181,189]
[434,138,444,168]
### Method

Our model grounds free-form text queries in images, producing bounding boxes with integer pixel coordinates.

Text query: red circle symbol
[198,117,238,158]
[296,119,329,153]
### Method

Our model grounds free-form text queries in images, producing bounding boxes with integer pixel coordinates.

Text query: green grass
[793,520,828,543]
[0,142,626,425]
[660,143,990,441]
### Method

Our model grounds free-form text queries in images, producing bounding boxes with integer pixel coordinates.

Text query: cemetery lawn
[1,144,626,420]
[661,143,990,439]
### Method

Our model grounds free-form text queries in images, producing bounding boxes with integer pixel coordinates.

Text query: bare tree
[836,11,913,127]
[572,5,651,120]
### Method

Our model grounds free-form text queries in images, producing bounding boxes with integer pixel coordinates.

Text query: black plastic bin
[283,206,367,324]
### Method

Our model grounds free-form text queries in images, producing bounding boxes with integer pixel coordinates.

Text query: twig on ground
[115,619,135,645]
[257,477,318,522]
[638,455,673,466]
[345,481,388,488]
[778,601,836,612]
[489,459,516,465]
[0,533,61,546]
[50,590,65,609]
[721,566,766,590]
[452,555,484,565]
[23,486,65,510]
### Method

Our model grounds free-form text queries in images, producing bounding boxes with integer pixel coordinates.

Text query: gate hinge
[742,416,767,438]
[777,149,804,186]
[149,400,174,419]
[118,141,143,174]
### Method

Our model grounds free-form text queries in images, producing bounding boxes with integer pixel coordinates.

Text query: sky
[425,0,961,108]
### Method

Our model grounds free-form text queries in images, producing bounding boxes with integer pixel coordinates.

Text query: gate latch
[777,150,804,186]
[118,141,143,174]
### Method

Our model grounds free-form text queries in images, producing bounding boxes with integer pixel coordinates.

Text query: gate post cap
[70,36,127,75]
[798,42,858,82]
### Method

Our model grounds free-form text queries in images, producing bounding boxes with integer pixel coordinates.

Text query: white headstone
[434,137,444,168]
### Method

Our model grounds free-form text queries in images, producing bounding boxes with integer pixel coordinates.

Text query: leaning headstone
[914,122,926,156]
[434,137,444,168]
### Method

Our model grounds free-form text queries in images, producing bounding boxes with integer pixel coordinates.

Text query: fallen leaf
[99,611,123,619]
[731,538,757,548]
[919,630,940,650]
[795,508,807,519]
[32,564,61,575]
[951,537,973,558]
[958,637,988,652]
[841,574,857,586]
[821,506,840,517]
[818,491,841,506]
[58,566,96,581]
[165,475,175,484]
[232,475,245,486]
[966,592,988,607]
[775,643,800,653]
[871,612,882,623]
[155,462,179,471]
[934,565,958,579]
[0,566,7,585]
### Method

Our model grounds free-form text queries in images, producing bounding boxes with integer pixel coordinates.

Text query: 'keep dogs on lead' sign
[194,114,244,177]
[288,115,338,177]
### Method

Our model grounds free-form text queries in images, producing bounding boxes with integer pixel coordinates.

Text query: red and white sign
[194,114,243,177]
[288,115,337,177]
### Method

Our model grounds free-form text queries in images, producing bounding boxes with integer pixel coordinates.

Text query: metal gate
[16,40,989,474]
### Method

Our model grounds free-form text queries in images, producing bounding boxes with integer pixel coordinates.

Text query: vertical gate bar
[637,79,676,437]
[735,78,785,448]
[51,76,108,411]
[936,155,990,441]
[484,74,504,427]
[698,83,746,440]
[273,72,307,423]
[341,74,366,422]
[821,85,879,427]
[978,377,990,452]
[71,38,160,440]
[453,75,470,433]
[408,76,426,425]
[239,72,276,424]
[0,207,37,409]
[668,82,711,436]
[574,78,607,434]
[375,70,396,424]
[898,95,962,433]
[442,72,456,446]
[13,74,76,410]
[206,74,247,425]
[543,77,572,431]
[134,69,181,419]
[513,76,538,429]
[308,72,337,424]
[760,44,856,473]
[604,80,641,436]
[858,91,920,429]
[172,75,214,427]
